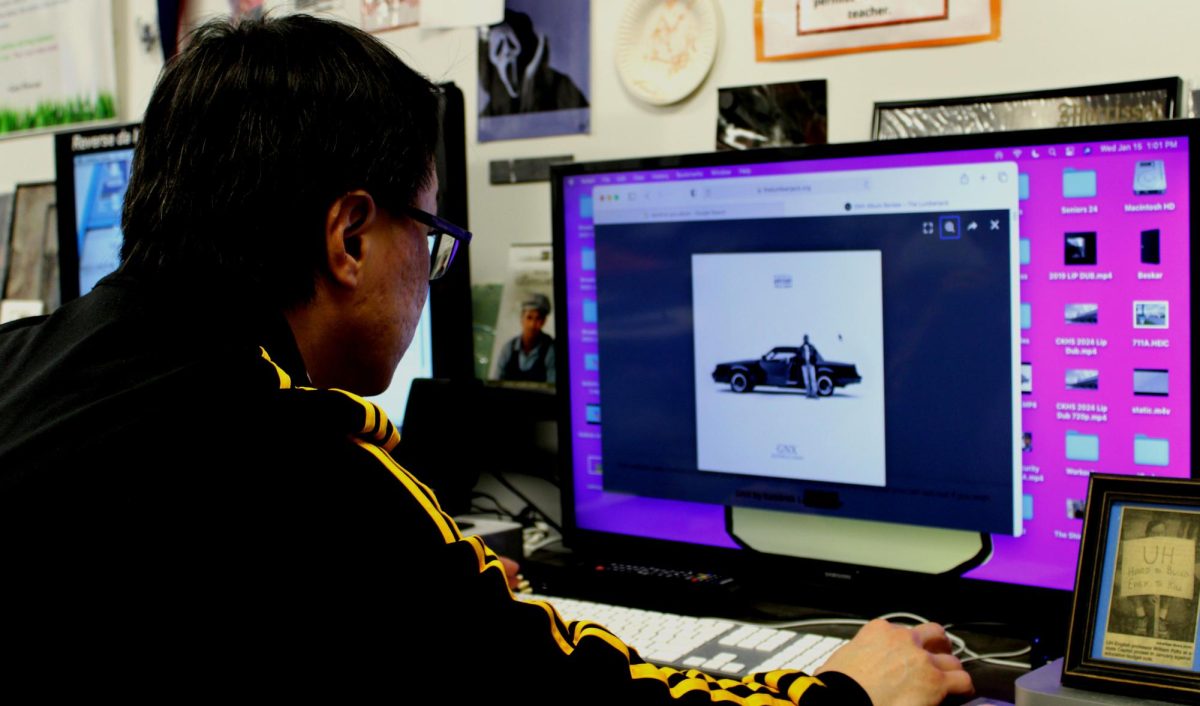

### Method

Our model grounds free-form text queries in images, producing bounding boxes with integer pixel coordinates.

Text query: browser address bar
[708,176,873,200]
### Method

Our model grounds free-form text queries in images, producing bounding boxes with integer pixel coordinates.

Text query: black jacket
[0,275,868,704]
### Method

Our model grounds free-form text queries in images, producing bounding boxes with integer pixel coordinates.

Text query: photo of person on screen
[791,334,821,399]
[496,292,556,384]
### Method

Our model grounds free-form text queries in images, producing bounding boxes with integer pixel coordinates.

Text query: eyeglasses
[404,206,473,280]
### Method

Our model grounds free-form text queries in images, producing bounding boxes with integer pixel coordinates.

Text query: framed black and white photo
[872,78,1183,140]
[1063,474,1200,703]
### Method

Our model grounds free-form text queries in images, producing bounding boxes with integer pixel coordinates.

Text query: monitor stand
[1015,659,1176,706]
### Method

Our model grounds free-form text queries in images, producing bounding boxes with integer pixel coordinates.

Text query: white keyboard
[521,594,848,678]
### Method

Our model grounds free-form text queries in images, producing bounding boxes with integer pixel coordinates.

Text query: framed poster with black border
[872,77,1183,140]
[1064,474,1200,703]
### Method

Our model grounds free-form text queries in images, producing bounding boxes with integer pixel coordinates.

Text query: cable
[752,610,1031,671]
[492,471,563,532]
[471,491,519,519]
[525,531,563,554]
[468,504,508,519]
[957,644,1032,669]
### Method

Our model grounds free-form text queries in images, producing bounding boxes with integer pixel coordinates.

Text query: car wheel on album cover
[730,371,753,393]
[816,375,834,396]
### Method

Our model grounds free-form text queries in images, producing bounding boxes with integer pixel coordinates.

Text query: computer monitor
[54,122,137,302]
[552,120,1194,634]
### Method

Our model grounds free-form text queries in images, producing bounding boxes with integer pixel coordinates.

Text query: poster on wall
[755,0,1000,62]
[717,80,827,151]
[229,1,266,21]
[361,0,419,32]
[420,0,503,28]
[478,0,590,142]
[284,0,344,12]
[0,0,118,139]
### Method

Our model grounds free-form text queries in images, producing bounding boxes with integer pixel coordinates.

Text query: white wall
[3,0,1197,286]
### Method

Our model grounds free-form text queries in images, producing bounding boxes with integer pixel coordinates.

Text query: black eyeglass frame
[405,206,473,280]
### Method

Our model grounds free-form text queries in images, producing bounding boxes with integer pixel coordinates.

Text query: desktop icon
[1064,232,1097,265]
[1140,229,1161,264]
[1133,435,1169,466]
[581,248,596,271]
[1065,430,1099,462]
[1018,173,1030,200]
[1133,300,1168,329]
[1064,303,1097,325]
[1133,160,1166,195]
[579,195,593,218]
[1065,368,1099,391]
[1062,168,1097,198]
[1132,368,1168,396]
[1019,238,1031,265]
[1020,303,1031,330]
[583,299,598,323]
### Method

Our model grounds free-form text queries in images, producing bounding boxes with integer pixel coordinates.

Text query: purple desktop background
[558,135,1191,591]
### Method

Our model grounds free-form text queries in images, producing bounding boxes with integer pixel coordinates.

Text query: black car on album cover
[712,347,862,395]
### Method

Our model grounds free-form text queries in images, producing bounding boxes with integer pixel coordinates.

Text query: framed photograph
[872,77,1183,140]
[716,80,827,151]
[1063,474,1200,703]
[4,182,59,309]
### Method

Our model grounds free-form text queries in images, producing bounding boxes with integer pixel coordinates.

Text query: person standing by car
[796,334,821,398]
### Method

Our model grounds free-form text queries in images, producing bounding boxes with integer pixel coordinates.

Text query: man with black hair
[0,15,970,705]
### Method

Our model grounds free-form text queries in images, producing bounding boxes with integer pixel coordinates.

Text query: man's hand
[498,555,524,591]
[814,619,973,706]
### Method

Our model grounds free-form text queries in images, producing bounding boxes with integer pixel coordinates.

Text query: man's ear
[323,190,378,288]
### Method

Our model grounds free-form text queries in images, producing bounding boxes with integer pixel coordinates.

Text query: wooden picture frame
[1063,474,1200,703]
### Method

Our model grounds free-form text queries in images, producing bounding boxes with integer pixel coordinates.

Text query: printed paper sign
[1120,536,1196,600]
[797,0,947,35]
[0,0,118,138]
[756,0,998,61]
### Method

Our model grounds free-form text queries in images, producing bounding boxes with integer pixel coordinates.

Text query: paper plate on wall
[616,0,720,106]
